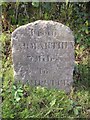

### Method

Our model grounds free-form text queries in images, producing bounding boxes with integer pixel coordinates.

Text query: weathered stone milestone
[11,20,74,92]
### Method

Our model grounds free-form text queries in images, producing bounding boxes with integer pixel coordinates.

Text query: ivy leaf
[42,3,51,11]
[32,1,39,8]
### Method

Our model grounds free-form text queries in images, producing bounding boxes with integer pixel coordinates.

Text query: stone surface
[11,20,74,92]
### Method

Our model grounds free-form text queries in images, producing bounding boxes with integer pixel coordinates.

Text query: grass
[2,80,90,118]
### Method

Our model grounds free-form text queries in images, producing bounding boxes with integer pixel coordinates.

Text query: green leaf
[44,13,49,20]
[74,108,79,115]
[50,99,56,107]
[15,91,17,98]
[42,3,51,11]
[66,0,69,6]
[32,1,39,8]
[15,96,21,102]
[85,29,89,34]
[13,85,16,90]
[17,89,23,93]
[18,92,23,97]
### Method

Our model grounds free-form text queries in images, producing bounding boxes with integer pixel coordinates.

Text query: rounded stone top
[12,20,74,41]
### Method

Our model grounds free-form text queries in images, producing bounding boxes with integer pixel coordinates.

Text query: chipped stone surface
[11,20,74,92]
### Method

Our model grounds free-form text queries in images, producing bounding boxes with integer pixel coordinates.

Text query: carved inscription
[21,42,74,50]
[27,55,55,62]
[28,28,57,37]
[29,79,70,87]
[39,68,49,74]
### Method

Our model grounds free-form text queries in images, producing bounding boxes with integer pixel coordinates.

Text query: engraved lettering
[44,80,46,84]
[40,68,49,74]
[27,44,28,49]
[63,80,66,86]
[50,57,53,61]
[30,43,36,49]
[40,43,44,49]
[34,56,38,62]
[51,42,55,49]
[24,42,73,50]
[47,55,49,61]
[48,31,50,35]
[34,43,36,49]
[42,57,45,61]
[61,42,63,49]
[27,56,33,62]
[53,31,57,37]
[48,42,51,48]
[23,43,25,47]
[62,42,67,49]
[58,42,61,49]
[70,42,74,48]
[45,43,47,49]
[30,80,33,85]
[27,55,56,62]
[35,80,36,85]
[31,29,34,35]
[38,56,41,61]
[65,42,67,48]
[38,31,40,36]
[40,68,42,74]
[52,80,54,85]
[38,29,44,36]
[38,80,40,85]
[58,80,60,85]
[40,55,43,62]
